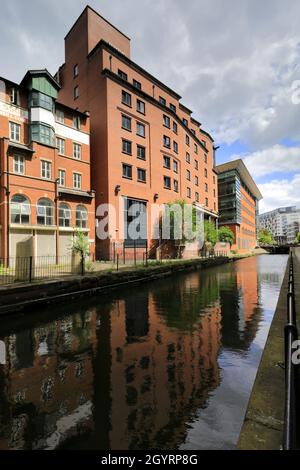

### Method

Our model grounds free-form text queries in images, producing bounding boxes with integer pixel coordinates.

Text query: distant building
[258,206,300,245]
[0,70,95,260]
[215,159,262,252]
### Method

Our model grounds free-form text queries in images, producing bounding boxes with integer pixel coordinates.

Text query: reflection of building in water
[0,270,223,450]
[107,272,222,450]
[219,257,261,350]
[0,311,97,450]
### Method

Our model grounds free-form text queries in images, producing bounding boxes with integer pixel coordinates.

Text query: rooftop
[215,159,263,201]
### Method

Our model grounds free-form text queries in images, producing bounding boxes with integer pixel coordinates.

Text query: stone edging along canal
[0,256,248,316]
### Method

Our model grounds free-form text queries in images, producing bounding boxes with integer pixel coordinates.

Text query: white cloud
[258,174,300,213]
[232,145,300,178]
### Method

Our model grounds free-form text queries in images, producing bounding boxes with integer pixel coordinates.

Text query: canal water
[0,255,287,450]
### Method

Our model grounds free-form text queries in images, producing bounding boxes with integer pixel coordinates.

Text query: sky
[1,0,300,214]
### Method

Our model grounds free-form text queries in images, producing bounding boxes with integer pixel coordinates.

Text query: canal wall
[0,256,247,316]
[238,247,300,450]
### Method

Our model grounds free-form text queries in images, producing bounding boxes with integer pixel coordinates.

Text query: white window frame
[58,169,66,187]
[41,160,52,180]
[73,143,82,160]
[9,122,21,142]
[13,154,25,175]
[73,172,82,190]
[57,137,65,155]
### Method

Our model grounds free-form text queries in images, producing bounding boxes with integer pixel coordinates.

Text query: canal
[0,255,287,450]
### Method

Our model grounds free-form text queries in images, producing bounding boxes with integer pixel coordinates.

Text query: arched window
[37,198,54,226]
[11,195,30,224]
[59,203,71,227]
[76,205,87,229]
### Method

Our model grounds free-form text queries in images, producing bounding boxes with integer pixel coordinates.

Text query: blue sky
[1,0,300,213]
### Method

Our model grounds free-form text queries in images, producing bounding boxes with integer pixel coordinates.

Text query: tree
[72,229,90,257]
[294,232,300,244]
[204,221,218,246]
[162,199,200,258]
[218,226,235,246]
[258,228,275,245]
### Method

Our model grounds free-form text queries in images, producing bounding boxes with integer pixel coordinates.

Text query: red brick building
[57,6,219,259]
[0,69,95,260]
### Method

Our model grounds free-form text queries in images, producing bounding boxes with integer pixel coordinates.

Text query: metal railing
[283,252,300,450]
[0,254,85,285]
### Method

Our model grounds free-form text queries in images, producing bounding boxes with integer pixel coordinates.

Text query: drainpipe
[6,147,10,265]
[54,178,59,264]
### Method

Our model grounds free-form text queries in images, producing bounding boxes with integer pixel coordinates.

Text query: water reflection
[0,255,287,450]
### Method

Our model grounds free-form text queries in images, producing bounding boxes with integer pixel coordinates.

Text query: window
[191,129,195,135]
[31,124,54,146]
[9,122,20,142]
[195,175,199,186]
[137,122,145,137]
[163,115,170,128]
[73,172,82,189]
[11,194,30,224]
[10,87,19,105]
[57,138,65,155]
[173,160,178,173]
[213,175,216,184]
[122,90,131,107]
[163,155,171,169]
[76,205,87,229]
[205,183,208,192]
[137,99,145,114]
[118,69,128,81]
[137,168,146,182]
[73,64,79,78]
[137,145,146,160]
[205,197,208,207]
[41,160,51,180]
[58,169,65,186]
[194,159,198,170]
[13,155,25,174]
[186,169,191,181]
[59,203,71,227]
[186,134,190,146]
[159,96,166,106]
[194,144,198,154]
[173,141,178,154]
[195,192,199,202]
[56,109,64,124]
[214,202,216,211]
[73,143,82,160]
[213,189,216,197]
[173,121,178,134]
[133,79,141,90]
[186,152,190,163]
[204,153,207,163]
[74,86,79,100]
[37,198,54,225]
[122,114,131,131]
[205,168,208,178]
[124,198,147,247]
[30,92,53,111]
[164,176,171,189]
[187,187,191,198]
[170,103,176,113]
[73,116,81,130]
[163,135,171,148]
[174,179,179,193]
[122,163,132,179]
[122,139,132,155]
[183,118,188,126]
